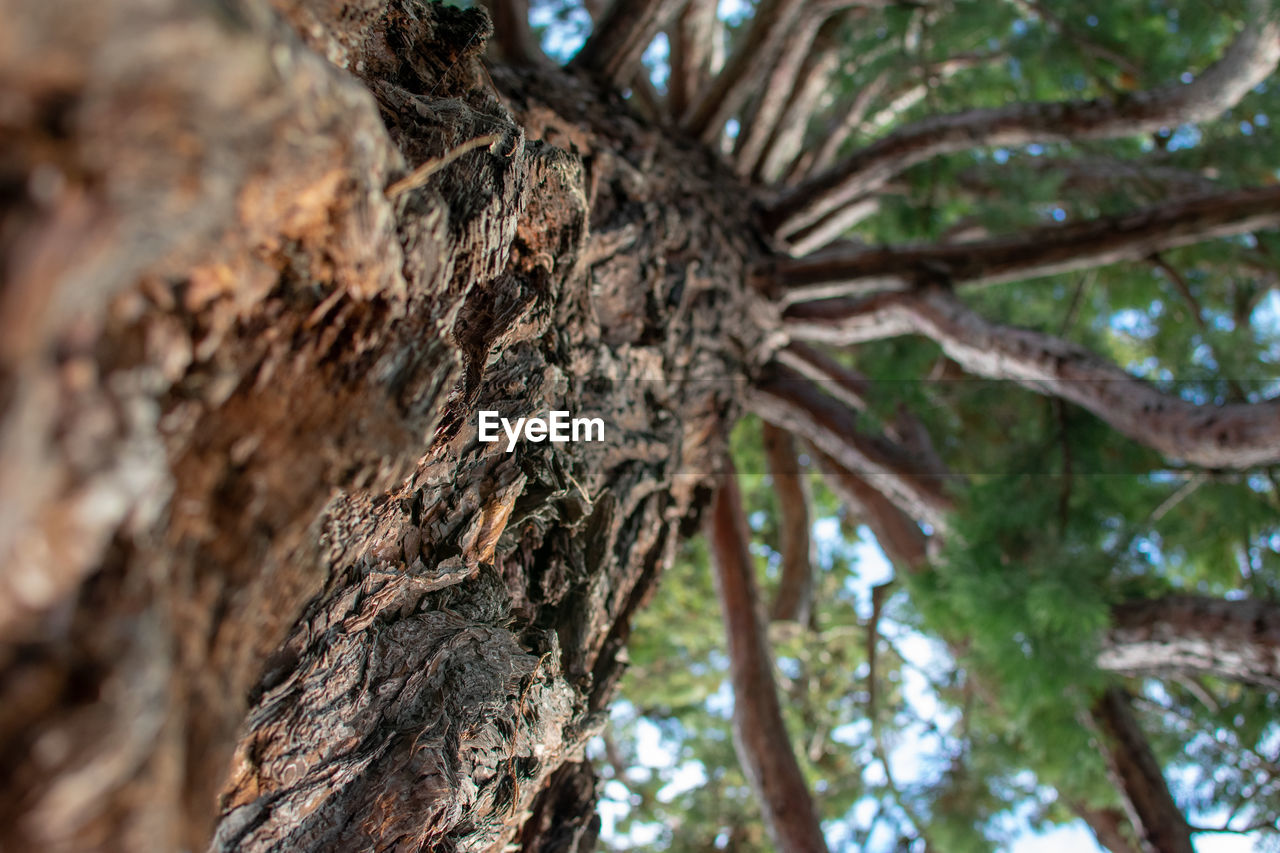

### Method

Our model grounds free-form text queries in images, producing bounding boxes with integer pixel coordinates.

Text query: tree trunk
[0,0,769,849]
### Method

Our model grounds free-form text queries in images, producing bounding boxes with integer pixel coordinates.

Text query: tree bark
[748,365,956,530]
[767,2,1280,237]
[1091,687,1196,853]
[761,424,815,624]
[1071,801,1145,853]
[707,460,831,853]
[1099,596,1280,690]
[786,286,1280,469]
[668,0,720,118]
[573,0,682,87]
[0,0,769,849]
[776,184,1280,300]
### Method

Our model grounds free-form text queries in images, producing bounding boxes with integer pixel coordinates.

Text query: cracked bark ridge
[0,0,768,849]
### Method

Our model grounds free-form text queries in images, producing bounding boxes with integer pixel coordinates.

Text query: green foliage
[597,0,1280,847]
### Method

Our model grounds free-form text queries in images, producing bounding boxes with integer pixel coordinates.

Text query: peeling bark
[768,2,1280,236]
[1099,596,1280,690]
[707,460,831,853]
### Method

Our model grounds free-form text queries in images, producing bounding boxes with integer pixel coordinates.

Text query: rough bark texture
[1099,596,1280,690]
[0,0,773,849]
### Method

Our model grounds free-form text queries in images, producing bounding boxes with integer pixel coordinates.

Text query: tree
[2,0,1279,850]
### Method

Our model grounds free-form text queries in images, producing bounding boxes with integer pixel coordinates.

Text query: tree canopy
[510,0,1280,848]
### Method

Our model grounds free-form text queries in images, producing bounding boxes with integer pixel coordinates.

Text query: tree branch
[1090,687,1195,853]
[747,365,956,531]
[766,2,1280,238]
[1069,801,1145,853]
[812,448,930,570]
[798,69,890,179]
[756,14,848,183]
[761,423,816,624]
[776,184,1280,300]
[786,286,1280,469]
[733,7,835,178]
[573,0,682,88]
[667,0,720,118]
[707,459,831,853]
[480,0,543,65]
[680,0,811,141]
[1099,596,1280,690]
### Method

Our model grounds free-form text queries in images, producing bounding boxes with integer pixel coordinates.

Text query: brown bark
[707,460,831,853]
[573,0,682,87]
[0,0,769,849]
[681,0,810,141]
[1099,596,1280,690]
[1091,687,1195,853]
[755,14,847,183]
[812,450,929,570]
[747,365,956,531]
[786,286,1280,469]
[1071,802,1145,853]
[482,0,543,65]
[668,0,720,118]
[767,3,1280,237]
[732,8,829,178]
[761,424,815,623]
[777,184,1280,300]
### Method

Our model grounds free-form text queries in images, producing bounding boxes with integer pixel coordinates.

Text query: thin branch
[786,285,1280,469]
[776,184,1280,301]
[707,459,831,853]
[767,2,1280,237]
[866,581,936,845]
[385,134,504,198]
[761,423,816,624]
[747,365,956,531]
[800,69,890,179]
